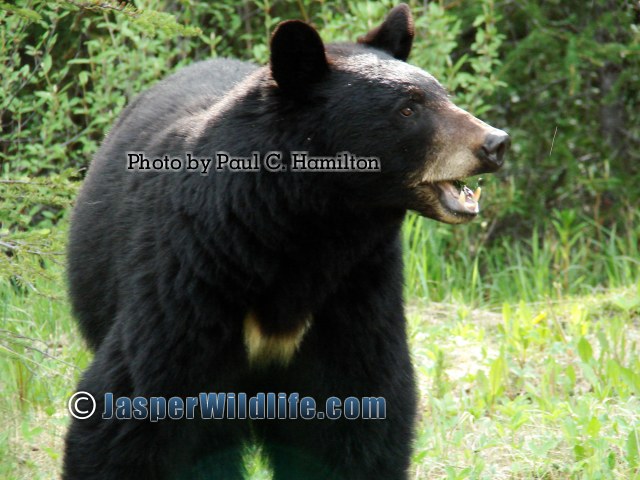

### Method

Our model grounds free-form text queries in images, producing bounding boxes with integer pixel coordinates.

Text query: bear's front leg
[64,333,167,479]
[63,322,249,480]
[259,244,417,480]
[261,326,417,480]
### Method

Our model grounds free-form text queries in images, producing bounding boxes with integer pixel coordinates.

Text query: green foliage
[403,205,640,304]
[409,287,640,478]
[1,1,203,176]
[495,0,640,223]
[0,173,77,296]
[63,0,202,36]
[0,1,42,21]
[0,257,90,479]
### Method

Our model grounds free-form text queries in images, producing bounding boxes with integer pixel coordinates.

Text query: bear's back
[103,58,257,158]
[67,58,257,349]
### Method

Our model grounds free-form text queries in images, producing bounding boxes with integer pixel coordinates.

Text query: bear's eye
[400,107,414,117]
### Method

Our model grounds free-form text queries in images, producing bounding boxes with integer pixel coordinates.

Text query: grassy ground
[408,293,640,479]
[1,216,639,478]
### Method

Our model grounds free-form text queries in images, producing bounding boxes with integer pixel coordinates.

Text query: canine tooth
[458,191,466,206]
[473,186,482,201]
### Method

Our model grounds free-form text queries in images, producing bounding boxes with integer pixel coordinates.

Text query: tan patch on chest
[243,311,312,367]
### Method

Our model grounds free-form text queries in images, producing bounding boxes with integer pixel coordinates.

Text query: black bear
[64,4,509,479]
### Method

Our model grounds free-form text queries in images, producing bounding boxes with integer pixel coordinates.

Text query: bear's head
[269,4,510,224]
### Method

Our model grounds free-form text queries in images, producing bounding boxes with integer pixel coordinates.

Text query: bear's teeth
[458,191,466,206]
[473,186,482,201]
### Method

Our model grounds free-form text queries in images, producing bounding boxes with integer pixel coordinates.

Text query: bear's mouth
[436,179,481,216]
[414,178,482,224]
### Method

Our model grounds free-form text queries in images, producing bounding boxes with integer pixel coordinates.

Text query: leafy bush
[496,0,640,223]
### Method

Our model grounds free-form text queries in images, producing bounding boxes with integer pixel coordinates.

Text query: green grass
[403,206,640,305]
[408,292,640,479]
[1,210,639,478]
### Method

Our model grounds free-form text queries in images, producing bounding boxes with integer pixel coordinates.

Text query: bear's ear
[270,20,329,96]
[358,4,414,61]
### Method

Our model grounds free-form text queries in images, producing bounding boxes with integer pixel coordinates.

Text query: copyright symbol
[68,391,96,420]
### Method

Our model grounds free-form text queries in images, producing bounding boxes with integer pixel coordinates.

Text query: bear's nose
[480,131,510,169]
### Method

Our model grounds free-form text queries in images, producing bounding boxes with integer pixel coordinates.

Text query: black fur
[358,4,415,61]
[270,21,329,98]
[63,6,459,479]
